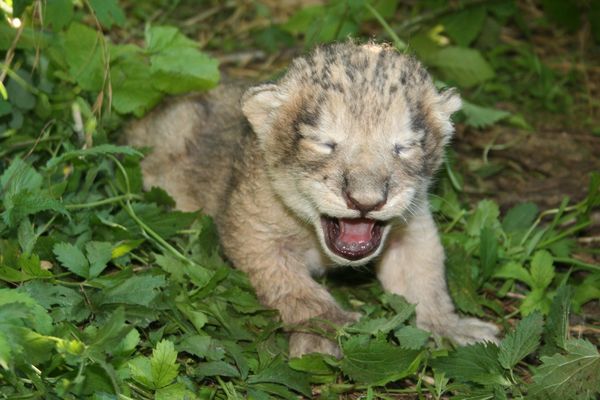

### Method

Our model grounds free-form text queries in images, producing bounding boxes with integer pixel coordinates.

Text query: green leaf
[433,342,508,386]
[12,0,33,17]
[542,285,572,355]
[196,361,240,378]
[461,101,511,128]
[113,203,197,239]
[1,157,41,194]
[427,47,495,88]
[520,288,548,315]
[347,304,414,335]
[479,227,498,281]
[498,312,544,369]
[151,340,179,389]
[1,158,67,227]
[441,6,487,46]
[0,289,52,334]
[99,274,165,306]
[529,339,600,399]
[156,382,199,400]
[340,335,421,385]
[502,202,539,234]
[43,0,73,30]
[110,45,163,116]
[248,358,312,397]
[85,241,112,278]
[53,242,89,278]
[446,245,484,316]
[466,200,501,236]
[289,354,335,375]
[494,261,533,287]
[394,326,430,350]
[530,250,555,290]
[145,26,220,94]
[88,0,125,28]
[129,356,153,388]
[60,23,105,91]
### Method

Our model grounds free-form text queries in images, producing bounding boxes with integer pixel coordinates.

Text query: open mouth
[320,216,385,261]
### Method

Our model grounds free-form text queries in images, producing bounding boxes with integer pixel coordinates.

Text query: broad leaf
[433,342,508,386]
[340,335,421,385]
[529,339,600,399]
[498,312,544,369]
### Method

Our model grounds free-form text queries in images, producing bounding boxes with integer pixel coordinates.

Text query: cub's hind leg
[377,208,499,345]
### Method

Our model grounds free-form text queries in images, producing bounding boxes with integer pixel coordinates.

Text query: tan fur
[126,42,498,357]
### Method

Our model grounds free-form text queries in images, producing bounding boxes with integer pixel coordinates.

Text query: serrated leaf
[347,304,414,335]
[0,289,52,334]
[494,261,533,287]
[498,312,544,369]
[461,101,510,128]
[446,245,484,316]
[530,250,555,290]
[110,46,163,116]
[433,342,508,386]
[145,26,219,94]
[542,285,572,355]
[151,340,179,389]
[428,47,494,88]
[394,325,430,350]
[0,157,42,193]
[529,339,600,399]
[248,357,311,397]
[340,335,421,385]
[196,361,240,378]
[85,241,112,278]
[129,356,153,388]
[53,242,89,278]
[99,274,165,306]
[156,382,199,400]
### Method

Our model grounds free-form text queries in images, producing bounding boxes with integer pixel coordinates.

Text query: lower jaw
[320,217,385,262]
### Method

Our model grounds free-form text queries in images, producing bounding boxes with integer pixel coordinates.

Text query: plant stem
[365,3,406,51]
[65,194,142,209]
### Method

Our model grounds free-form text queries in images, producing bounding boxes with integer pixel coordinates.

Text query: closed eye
[394,143,407,155]
[302,137,337,154]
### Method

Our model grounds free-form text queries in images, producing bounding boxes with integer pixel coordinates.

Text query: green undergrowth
[1,1,599,399]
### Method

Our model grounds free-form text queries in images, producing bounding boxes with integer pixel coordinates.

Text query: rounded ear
[438,87,462,117]
[434,87,461,142]
[241,84,284,138]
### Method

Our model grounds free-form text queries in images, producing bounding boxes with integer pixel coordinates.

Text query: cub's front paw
[419,315,500,346]
[289,332,341,358]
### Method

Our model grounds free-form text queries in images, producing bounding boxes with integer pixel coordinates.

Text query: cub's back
[126,83,250,215]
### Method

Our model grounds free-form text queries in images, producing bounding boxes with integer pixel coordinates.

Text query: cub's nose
[344,189,387,215]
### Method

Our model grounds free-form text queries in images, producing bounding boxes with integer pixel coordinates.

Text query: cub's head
[242,42,461,266]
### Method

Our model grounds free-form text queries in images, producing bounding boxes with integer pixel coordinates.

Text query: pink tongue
[338,218,375,244]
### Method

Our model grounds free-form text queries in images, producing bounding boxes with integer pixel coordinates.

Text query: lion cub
[127,42,499,357]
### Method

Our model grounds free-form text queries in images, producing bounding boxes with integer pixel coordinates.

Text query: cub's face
[242,43,461,266]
